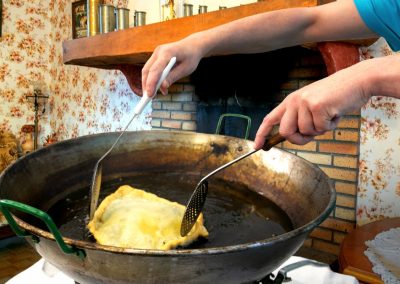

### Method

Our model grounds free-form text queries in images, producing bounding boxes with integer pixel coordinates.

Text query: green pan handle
[0,199,86,259]
[215,113,252,140]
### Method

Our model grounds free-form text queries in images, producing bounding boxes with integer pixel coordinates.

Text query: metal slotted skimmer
[89,57,177,221]
[180,133,285,236]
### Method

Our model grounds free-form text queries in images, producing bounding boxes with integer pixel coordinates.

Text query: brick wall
[151,48,359,256]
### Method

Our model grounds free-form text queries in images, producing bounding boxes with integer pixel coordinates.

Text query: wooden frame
[72,0,87,39]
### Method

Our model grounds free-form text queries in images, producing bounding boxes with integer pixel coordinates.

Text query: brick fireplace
[151,43,361,256]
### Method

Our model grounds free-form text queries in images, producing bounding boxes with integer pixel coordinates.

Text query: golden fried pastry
[88,185,209,250]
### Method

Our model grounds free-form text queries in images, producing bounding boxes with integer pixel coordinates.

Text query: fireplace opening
[191,46,327,139]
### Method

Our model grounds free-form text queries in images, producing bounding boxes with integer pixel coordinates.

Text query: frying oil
[47,173,293,249]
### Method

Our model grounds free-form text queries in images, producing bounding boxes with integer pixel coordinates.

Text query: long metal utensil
[180,133,285,236]
[89,57,177,220]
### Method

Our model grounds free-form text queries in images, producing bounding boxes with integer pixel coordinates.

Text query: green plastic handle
[0,199,86,259]
[215,113,252,140]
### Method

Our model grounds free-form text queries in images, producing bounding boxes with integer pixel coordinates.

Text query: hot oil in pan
[47,173,293,248]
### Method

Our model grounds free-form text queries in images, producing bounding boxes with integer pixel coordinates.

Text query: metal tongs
[89,57,177,220]
[180,133,285,236]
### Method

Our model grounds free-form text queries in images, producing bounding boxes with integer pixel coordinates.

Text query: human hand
[142,35,206,97]
[254,61,372,148]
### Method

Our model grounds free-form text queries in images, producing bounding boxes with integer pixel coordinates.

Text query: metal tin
[198,5,207,14]
[88,0,100,36]
[134,11,146,27]
[116,8,130,30]
[99,4,116,34]
[183,3,193,17]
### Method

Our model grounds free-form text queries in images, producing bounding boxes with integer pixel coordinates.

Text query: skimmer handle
[133,57,177,115]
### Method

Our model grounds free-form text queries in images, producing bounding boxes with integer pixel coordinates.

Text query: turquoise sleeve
[354,0,400,51]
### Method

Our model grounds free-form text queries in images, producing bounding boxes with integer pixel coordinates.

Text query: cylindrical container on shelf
[116,8,130,30]
[198,5,207,14]
[88,0,100,36]
[134,11,146,27]
[99,4,116,34]
[183,4,193,17]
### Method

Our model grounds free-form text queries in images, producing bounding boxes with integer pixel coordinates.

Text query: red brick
[314,131,334,140]
[336,194,356,208]
[171,111,192,120]
[333,156,358,169]
[161,120,182,129]
[319,166,357,182]
[313,239,340,255]
[336,117,360,129]
[335,182,357,195]
[302,238,313,248]
[172,93,193,102]
[333,231,347,244]
[162,102,182,111]
[152,101,162,110]
[282,141,317,151]
[153,94,172,102]
[309,227,332,241]
[320,217,355,233]
[317,42,360,75]
[335,130,359,142]
[151,119,161,128]
[182,121,196,131]
[297,152,331,165]
[152,110,170,119]
[335,207,356,221]
[319,142,358,155]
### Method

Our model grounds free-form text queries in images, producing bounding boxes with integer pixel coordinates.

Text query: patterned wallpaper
[357,38,400,225]
[0,0,149,148]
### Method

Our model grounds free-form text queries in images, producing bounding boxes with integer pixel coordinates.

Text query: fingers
[142,55,174,98]
[254,104,285,150]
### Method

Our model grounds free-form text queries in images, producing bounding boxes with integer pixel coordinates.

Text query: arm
[142,0,376,96]
[254,53,400,148]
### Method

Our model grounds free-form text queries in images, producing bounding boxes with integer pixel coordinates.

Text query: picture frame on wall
[72,0,87,39]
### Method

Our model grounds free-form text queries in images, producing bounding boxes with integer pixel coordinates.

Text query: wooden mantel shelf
[62,0,375,94]
[63,0,320,68]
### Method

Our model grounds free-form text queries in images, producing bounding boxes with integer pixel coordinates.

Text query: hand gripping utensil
[89,57,177,221]
[180,133,285,236]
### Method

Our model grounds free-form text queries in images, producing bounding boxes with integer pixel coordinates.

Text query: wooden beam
[63,0,318,67]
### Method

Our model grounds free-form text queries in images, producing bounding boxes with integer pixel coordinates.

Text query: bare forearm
[191,8,316,56]
[368,54,400,99]
[190,1,375,57]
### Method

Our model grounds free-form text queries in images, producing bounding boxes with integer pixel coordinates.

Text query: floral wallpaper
[0,0,149,149]
[357,38,400,226]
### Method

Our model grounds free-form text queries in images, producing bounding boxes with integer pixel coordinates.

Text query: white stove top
[6,256,358,284]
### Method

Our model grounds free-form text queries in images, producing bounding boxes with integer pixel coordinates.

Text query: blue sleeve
[354,0,400,51]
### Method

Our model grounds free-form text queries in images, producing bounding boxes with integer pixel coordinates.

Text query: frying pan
[0,130,335,283]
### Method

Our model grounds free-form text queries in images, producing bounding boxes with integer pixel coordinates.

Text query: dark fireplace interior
[192,46,327,139]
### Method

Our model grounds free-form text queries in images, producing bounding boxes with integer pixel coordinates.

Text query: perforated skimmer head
[180,180,208,237]
[180,133,285,237]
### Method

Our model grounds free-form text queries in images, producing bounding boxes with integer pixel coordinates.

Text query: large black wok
[0,130,335,283]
